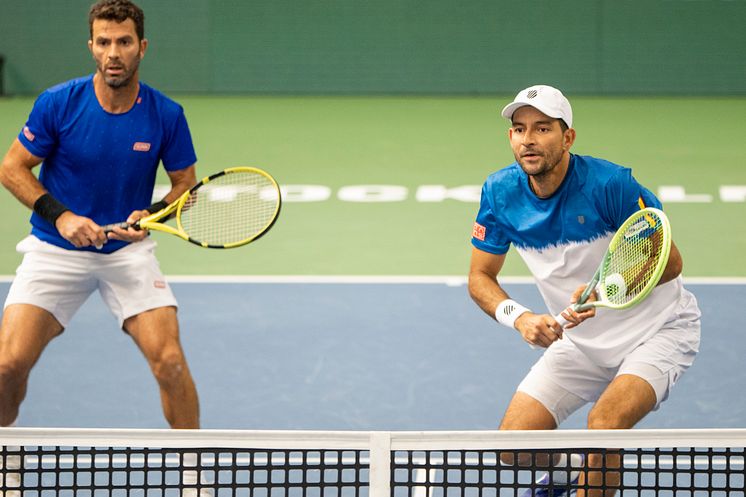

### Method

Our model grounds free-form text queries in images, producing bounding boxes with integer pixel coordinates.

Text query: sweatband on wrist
[495,299,532,329]
[33,193,69,225]
[145,199,169,214]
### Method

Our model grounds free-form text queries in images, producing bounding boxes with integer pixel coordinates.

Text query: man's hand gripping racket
[102,167,281,249]
[555,207,672,329]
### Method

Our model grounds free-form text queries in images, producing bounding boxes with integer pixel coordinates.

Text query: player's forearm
[468,270,511,319]
[659,241,683,285]
[162,164,197,203]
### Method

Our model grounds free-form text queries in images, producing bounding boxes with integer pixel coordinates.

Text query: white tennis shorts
[4,235,177,329]
[517,290,701,425]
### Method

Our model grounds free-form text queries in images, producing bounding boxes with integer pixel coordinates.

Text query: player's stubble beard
[99,55,141,89]
[515,144,565,182]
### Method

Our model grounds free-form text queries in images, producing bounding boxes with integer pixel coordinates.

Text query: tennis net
[1,428,744,496]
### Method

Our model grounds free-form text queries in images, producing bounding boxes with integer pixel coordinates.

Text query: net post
[369,432,392,497]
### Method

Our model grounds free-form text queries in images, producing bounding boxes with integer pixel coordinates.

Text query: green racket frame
[555,207,672,326]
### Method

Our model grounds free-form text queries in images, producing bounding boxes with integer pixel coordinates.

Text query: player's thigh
[616,294,700,408]
[499,391,559,467]
[0,304,63,372]
[588,373,656,429]
[96,238,178,329]
[5,235,98,328]
[513,340,607,426]
[500,391,558,430]
[123,306,183,361]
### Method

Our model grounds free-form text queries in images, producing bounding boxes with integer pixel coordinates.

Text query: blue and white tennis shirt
[472,154,692,367]
[18,75,196,254]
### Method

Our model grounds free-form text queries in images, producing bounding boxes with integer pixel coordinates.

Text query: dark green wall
[1,0,744,95]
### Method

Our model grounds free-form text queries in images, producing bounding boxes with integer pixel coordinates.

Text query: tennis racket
[555,207,672,327]
[102,167,281,249]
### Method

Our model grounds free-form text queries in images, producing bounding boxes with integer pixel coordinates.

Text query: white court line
[0,275,745,285]
[164,275,477,285]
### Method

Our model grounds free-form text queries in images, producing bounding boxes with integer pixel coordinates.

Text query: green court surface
[0,95,744,276]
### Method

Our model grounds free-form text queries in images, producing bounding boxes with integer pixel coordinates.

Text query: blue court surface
[1,280,742,430]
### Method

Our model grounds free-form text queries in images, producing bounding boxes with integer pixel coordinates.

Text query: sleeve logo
[133,142,151,152]
[23,126,35,142]
[472,222,486,241]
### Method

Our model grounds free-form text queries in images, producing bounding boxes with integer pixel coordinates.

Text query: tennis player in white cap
[468,84,701,496]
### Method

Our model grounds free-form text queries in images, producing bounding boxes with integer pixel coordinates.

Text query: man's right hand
[515,312,564,348]
[55,211,108,249]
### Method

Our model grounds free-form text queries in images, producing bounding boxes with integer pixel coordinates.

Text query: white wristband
[495,299,532,329]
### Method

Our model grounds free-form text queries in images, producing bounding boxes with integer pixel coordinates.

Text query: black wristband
[33,193,69,225]
[145,200,169,214]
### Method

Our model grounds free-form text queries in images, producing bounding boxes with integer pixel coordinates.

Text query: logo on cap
[527,89,538,99]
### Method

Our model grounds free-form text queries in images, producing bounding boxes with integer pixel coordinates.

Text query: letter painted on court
[149,184,745,203]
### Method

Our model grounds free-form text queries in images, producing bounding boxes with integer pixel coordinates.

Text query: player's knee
[587,405,627,430]
[0,362,28,425]
[0,361,27,390]
[152,351,188,387]
[499,452,533,467]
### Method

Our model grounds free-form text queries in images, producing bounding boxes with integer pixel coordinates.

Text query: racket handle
[554,310,571,328]
[101,221,141,233]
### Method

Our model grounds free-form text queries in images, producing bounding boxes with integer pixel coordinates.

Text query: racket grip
[101,221,139,233]
[554,310,571,328]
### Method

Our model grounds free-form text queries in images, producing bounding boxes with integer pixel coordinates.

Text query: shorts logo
[154,280,166,289]
[472,222,486,241]
[23,126,35,142]
[133,142,151,152]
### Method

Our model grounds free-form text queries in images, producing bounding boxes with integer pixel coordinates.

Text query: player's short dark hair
[89,0,145,42]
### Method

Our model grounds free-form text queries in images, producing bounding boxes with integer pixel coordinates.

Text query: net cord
[1,427,745,451]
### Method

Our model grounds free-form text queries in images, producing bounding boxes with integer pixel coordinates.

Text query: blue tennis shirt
[472,154,662,255]
[18,75,196,253]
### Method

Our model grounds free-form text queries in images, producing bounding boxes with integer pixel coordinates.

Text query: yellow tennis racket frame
[119,167,281,249]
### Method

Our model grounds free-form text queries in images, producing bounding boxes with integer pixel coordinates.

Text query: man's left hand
[106,209,150,243]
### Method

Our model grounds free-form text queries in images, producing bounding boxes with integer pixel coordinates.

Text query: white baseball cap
[501,85,573,128]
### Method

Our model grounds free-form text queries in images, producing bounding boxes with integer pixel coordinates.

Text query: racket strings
[602,213,665,305]
[178,171,280,246]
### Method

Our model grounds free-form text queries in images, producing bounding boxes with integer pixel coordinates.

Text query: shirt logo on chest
[133,142,151,152]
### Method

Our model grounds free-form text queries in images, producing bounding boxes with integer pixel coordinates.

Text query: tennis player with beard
[468,85,701,496]
[0,0,202,435]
